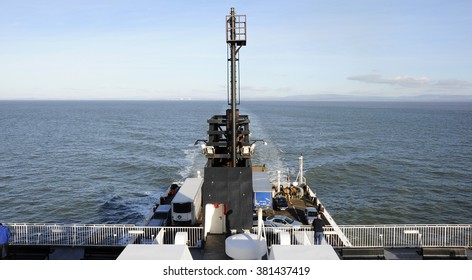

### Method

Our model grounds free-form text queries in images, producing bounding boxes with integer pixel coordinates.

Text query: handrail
[336,224,472,248]
[304,184,353,247]
[7,223,204,248]
[317,198,353,247]
[5,223,471,248]
[252,224,471,248]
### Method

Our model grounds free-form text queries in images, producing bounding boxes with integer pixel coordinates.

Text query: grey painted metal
[203,167,254,231]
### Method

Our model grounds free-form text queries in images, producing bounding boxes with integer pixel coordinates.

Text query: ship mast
[201,8,253,233]
[226,7,246,167]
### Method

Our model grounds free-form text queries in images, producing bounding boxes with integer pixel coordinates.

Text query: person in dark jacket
[312,215,325,245]
[0,223,11,259]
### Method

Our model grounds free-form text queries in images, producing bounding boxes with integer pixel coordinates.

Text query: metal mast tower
[226,7,246,168]
[201,8,253,233]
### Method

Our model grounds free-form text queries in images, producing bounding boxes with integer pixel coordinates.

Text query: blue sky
[1,0,471,100]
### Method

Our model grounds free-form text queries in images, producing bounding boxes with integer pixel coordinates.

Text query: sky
[0,0,471,100]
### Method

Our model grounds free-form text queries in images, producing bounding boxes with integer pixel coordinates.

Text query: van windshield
[173,203,191,213]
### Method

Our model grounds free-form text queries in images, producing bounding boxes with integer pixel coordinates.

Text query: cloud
[347,74,472,93]
[348,74,431,87]
[434,79,470,89]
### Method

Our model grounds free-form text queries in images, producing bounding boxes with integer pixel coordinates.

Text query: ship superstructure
[201,7,254,234]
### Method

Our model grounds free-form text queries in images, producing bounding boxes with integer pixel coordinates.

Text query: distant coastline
[257,94,472,102]
[1,94,471,102]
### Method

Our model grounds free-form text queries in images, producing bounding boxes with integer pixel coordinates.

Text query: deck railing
[7,223,203,248]
[333,224,472,248]
[6,223,471,249]
[251,226,315,246]
[252,224,471,248]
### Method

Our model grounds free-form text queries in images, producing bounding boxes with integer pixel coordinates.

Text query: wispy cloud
[348,74,472,92]
[348,74,431,87]
[433,79,471,89]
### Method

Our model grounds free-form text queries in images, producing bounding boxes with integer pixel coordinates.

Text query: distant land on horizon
[2,94,472,102]
[260,94,472,102]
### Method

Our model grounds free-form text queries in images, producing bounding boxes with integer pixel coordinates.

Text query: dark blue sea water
[1,101,471,225]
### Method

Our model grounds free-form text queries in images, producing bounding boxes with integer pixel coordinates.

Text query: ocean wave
[1,101,471,225]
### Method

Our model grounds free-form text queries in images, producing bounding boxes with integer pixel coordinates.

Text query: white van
[305,207,318,225]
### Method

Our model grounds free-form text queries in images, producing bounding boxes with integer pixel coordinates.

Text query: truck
[171,177,203,225]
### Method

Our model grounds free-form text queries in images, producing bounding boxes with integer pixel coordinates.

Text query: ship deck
[270,195,315,224]
[4,196,471,260]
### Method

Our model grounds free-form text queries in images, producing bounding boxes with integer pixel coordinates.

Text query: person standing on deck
[0,223,11,259]
[312,215,325,245]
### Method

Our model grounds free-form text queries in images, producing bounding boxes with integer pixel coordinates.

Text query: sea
[1,100,471,225]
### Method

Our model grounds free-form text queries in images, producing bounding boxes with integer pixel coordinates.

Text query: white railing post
[393,225,396,247]
[444,225,447,247]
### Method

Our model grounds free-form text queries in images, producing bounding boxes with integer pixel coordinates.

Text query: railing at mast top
[226,8,246,46]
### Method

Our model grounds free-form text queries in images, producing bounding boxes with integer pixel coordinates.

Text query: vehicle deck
[266,194,317,225]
